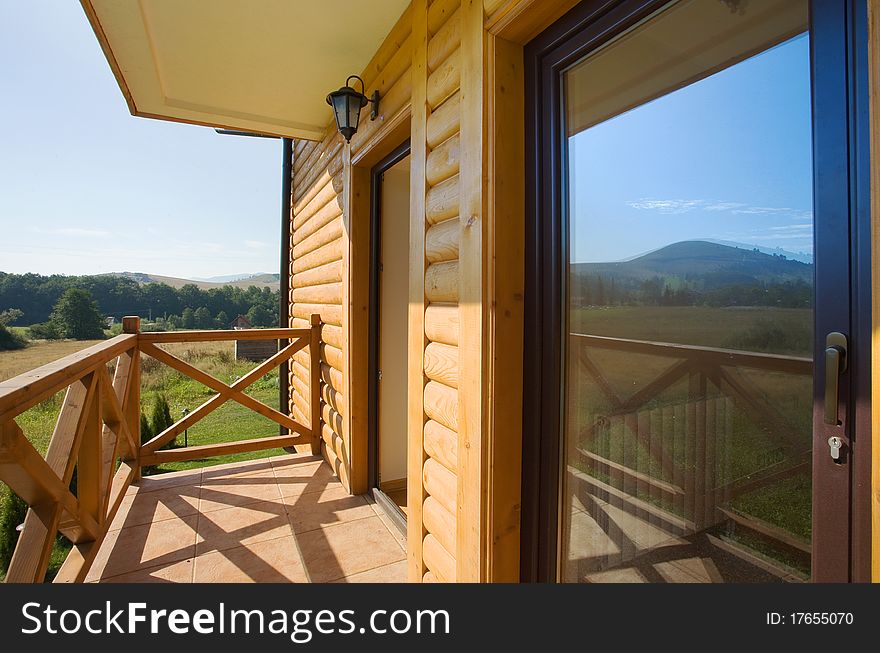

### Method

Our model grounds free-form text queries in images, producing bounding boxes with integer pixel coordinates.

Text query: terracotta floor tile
[367,499,407,551]
[201,458,274,479]
[109,486,200,530]
[334,560,408,583]
[198,474,282,513]
[583,567,649,583]
[88,514,198,581]
[297,516,406,582]
[270,453,323,466]
[127,470,202,495]
[196,499,293,554]
[283,486,374,534]
[100,559,194,583]
[654,559,707,583]
[273,461,340,497]
[193,536,308,583]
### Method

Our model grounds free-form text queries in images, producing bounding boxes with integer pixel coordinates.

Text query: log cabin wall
[288,0,577,583]
[415,0,464,584]
[289,5,414,490]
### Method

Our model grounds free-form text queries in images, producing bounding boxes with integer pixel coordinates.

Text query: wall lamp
[326,75,380,143]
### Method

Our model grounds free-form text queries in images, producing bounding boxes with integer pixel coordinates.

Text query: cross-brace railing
[0,314,322,583]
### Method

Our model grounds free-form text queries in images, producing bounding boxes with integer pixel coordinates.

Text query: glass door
[523,0,871,583]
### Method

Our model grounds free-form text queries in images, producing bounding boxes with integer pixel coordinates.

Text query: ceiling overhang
[81,0,409,141]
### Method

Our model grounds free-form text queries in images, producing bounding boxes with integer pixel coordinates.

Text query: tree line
[0,272,279,329]
[571,273,812,309]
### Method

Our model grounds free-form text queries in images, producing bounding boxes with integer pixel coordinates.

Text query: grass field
[570,305,812,355]
[0,338,107,381]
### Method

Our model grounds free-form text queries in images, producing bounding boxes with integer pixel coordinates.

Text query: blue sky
[0,1,281,279]
[569,33,813,264]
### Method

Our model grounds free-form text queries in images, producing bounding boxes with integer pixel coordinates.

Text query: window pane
[562,1,813,583]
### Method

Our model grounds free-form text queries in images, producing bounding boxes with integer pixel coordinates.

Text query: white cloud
[626,199,706,214]
[627,198,812,221]
[244,240,269,249]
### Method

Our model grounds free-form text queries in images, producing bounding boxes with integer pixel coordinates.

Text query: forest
[0,272,280,329]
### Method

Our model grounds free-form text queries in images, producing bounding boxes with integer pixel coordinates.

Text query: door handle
[824,332,847,425]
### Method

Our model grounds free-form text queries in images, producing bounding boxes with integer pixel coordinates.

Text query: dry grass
[0,339,107,383]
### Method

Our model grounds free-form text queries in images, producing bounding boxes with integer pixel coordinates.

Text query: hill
[110,272,280,290]
[572,240,812,289]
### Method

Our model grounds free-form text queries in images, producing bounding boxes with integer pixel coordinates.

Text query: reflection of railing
[570,333,812,566]
[0,315,322,583]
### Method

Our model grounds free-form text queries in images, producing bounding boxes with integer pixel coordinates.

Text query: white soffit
[81,0,409,140]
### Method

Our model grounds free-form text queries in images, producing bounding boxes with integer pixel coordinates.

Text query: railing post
[122,316,141,480]
[309,314,322,455]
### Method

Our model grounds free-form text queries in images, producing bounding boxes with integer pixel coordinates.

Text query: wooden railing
[569,333,813,566]
[0,315,322,583]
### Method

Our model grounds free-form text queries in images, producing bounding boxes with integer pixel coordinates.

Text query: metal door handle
[824,332,847,425]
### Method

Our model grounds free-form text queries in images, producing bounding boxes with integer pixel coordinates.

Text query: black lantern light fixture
[326,75,379,143]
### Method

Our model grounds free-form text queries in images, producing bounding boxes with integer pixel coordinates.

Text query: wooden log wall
[287,0,559,582]
[406,0,465,583]
[289,135,347,481]
[289,7,415,491]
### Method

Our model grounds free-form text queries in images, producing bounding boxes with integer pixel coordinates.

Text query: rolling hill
[109,272,280,291]
[572,240,812,289]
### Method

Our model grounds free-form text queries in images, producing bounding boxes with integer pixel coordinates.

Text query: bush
[150,394,175,437]
[28,321,62,340]
[0,324,27,351]
[0,487,28,578]
[140,413,154,446]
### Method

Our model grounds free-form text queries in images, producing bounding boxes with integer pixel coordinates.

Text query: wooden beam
[141,434,301,466]
[347,152,372,492]
[140,328,310,343]
[309,314,322,455]
[0,421,99,542]
[487,116,525,571]
[0,334,136,423]
[457,0,486,583]
[122,317,141,481]
[407,0,430,583]
[139,338,310,453]
[484,0,581,45]
[76,379,102,525]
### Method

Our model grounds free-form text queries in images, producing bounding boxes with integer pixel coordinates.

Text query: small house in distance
[230,314,252,330]
[231,314,276,362]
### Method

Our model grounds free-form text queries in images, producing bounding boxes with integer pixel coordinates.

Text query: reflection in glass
[562,1,813,582]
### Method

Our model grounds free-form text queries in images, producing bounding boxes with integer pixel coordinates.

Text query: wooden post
[77,386,102,526]
[122,316,141,480]
[309,314,322,455]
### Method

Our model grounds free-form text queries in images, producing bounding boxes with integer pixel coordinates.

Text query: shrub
[0,324,27,351]
[28,321,62,340]
[0,487,28,578]
[140,412,154,445]
[150,394,175,445]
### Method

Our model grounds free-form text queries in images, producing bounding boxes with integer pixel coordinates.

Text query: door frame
[368,138,411,533]
[520,0,873,582]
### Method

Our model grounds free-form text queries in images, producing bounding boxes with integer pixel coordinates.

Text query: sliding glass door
[523,0,872,583]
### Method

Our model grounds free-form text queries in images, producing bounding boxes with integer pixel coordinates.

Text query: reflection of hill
[573,240,812,288]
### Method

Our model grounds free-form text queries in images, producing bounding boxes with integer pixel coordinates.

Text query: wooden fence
[0,315,322,583]
[569,333,813,567]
